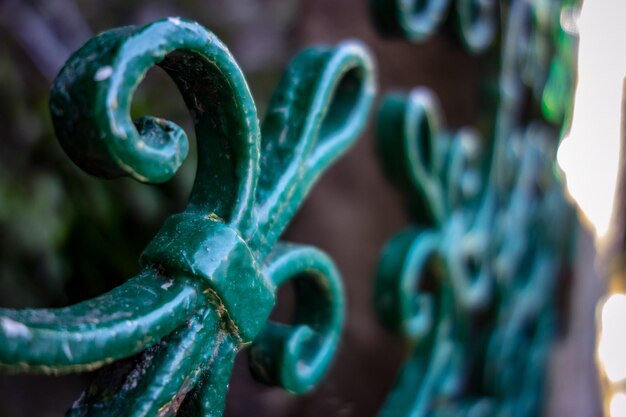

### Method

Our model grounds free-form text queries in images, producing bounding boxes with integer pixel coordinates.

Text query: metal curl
[50,18,261,229]
[249,244,344,394]
[369,0,451,42]
[376,88,446,225]
[374,229,441,341]
[375,228,470,417]
[455,0,497,52]
[252,40,376,251]
[369,0,497,52]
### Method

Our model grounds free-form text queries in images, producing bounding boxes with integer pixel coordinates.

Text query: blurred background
[0,0,611,416]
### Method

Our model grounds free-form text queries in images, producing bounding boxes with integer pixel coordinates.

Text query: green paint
[371,0,578,415]
[0,18,376,416]
[369,0,497,52]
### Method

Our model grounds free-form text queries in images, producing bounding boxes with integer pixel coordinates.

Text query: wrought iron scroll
[371,0,579,415]
[0,18,376,416]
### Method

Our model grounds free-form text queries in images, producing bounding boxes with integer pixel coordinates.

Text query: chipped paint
[94,66,113,81]
[0,317,30,338]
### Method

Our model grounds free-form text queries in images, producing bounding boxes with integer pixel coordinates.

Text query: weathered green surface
[371,0,579,415]
[0,17,375,416]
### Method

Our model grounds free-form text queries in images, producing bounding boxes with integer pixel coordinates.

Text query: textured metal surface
[371,0,579,415]
[0,18,376,416]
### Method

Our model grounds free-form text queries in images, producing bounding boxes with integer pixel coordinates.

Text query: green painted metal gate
[0,0,579,415]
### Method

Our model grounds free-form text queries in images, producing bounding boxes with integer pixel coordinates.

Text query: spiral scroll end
[49,23,191,184]
[128,116,189,183]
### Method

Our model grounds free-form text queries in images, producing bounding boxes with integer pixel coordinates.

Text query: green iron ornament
[371,0,578,416]
[0,18,376,416]
[370,0,497,52]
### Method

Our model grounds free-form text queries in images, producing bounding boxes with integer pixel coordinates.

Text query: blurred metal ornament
[371,0,579,415]
[0,18,376,417]
[369,0,497,52]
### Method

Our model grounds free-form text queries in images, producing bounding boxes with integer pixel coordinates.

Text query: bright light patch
[611,393,626,417]
[598,294,626,383]
[557,0,626,240]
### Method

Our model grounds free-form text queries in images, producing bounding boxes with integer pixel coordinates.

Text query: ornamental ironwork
[370,0,579,415]
[0,18,376,417]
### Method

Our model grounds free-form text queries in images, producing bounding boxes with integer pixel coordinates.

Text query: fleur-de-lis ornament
[0,18,376,416]
[370,0,579,415]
